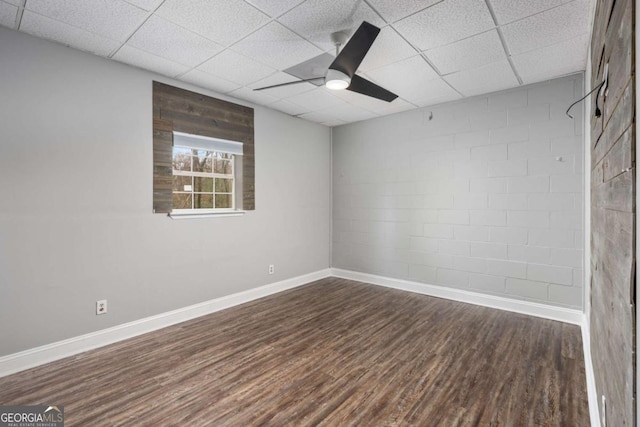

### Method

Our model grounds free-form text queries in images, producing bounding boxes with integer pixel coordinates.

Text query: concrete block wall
[332,74,584,309]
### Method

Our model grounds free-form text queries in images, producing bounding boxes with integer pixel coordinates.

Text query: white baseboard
[0,268,331,378]
[581,315,601,427]
[331,268,583,325]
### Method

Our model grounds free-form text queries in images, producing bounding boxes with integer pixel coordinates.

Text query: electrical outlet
[96,300,107,315]
[601,395,606,426]
[268,264,274,275]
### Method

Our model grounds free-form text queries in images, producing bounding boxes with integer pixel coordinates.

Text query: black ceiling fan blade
[329,21,380,78]
[347,74,398,102]
[254,77,324,91]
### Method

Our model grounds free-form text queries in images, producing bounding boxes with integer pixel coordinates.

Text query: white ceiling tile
[425,29,506,74]
[20,11,121,56]
[112,45,190,78]
[408,79,462,106]
[489,0,573,25]
[156,0,270,46]
[287,87,346,110]
[501,0,591,55]
[229,86,279,106]
[279,0,385,51]
[374,98,418,114]
[123,0,163,11]
[250,72,317,97]
[198,49,276,85]
[231,21,323,69]
[322,119,348,127]
[365,55,440,101]
[329,88,416,114]
[25,0,148,41]
[298,109,341,124]
[127,16,223,67]
[330,88,394,109]
[318,104,378,122]
[244,0,305,17]
[512,34,589,84]
[0,1,17,29]
[269,99,312,116]
[179,69,241,94]
[393,0,494,50]
[356,95,415,113]
[358,27,419,73]
[444,59,519,97]
[366,0,441,23]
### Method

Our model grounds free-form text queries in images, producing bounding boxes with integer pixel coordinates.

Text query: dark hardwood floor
[0,278,589,426]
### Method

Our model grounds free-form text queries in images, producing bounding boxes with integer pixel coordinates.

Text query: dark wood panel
[589,0,636,424]
[602,0,633,124]
[152,81,256,212]
[589,43,606,143]
[591,209,634,299]
[152,118,173,213]
[161,109,254,139]
[589,0,613,77]
[590,278,635,427]
[592,82,634,168]
[0,278,589,426]
[155,81,252,115]
[602,126,634,182]
[592,169,634,212]
[156,95,254,127]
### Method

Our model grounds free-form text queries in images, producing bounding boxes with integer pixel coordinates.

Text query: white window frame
[170,132,245,218]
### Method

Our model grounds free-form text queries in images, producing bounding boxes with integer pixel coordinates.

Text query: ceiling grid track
[485,0,523,86]
[14,0,26,30]
[108,0,166,59]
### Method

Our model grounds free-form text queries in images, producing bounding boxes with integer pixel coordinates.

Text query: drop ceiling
[1,0,593,127]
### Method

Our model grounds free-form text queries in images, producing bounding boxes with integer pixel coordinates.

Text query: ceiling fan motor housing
[325,69,351,90]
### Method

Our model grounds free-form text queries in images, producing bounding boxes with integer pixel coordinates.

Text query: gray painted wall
[0,27,331,356]
[332,75,584,309]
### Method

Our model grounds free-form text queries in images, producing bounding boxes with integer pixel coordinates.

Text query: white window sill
[169,210,246,220]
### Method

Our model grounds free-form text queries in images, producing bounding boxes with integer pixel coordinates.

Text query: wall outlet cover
[96,300,107,315]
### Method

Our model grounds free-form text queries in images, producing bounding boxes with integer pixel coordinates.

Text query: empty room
[0,0,636,426]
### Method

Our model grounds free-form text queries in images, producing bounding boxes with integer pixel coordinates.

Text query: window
[171,132,243,214]
[152,82,255,214]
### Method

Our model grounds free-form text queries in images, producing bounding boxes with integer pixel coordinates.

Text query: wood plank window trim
[152,81,255,213]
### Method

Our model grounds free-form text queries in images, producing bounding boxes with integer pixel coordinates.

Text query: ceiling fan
[254,21,398,102]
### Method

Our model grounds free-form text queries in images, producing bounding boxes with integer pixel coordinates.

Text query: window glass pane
[204,156,213,173]
[194,194,213,209]
[193,150,211,173]
[214,159,233,174]
[172,146,236,210]
[215,194,232,209]
[172,148,192,172]
[172,175,192,192]
[173,193,192,209]
[194,177,214,193]
[215,178,233,193]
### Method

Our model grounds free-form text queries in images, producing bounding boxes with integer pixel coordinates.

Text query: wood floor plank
[0,278,589,426]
